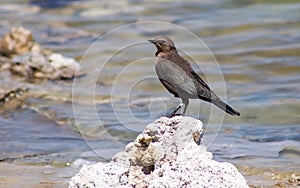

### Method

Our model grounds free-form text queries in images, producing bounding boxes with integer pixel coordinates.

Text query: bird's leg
[167,98,190,118]
[167,103,183,118]
[182,99,189,114]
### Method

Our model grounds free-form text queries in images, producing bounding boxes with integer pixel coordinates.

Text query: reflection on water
[0,0,300,186]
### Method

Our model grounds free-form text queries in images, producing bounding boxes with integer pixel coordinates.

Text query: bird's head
[148,36,176,56]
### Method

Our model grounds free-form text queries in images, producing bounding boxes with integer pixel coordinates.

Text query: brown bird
[148,36,240,117]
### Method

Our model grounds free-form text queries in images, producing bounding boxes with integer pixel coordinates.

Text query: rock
[48,53,81,79]
[0,87,28,105]
[0,86,29,116]
[10,52,55,78]
[70,158,95,170]
[0,27,34,57]
[69,116,249,188]
[0,26,82,80]
[9,52,81,79]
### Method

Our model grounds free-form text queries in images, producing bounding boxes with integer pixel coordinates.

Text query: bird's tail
[212,99,240,116]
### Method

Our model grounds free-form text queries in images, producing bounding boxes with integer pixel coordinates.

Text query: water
[0,0,300,186]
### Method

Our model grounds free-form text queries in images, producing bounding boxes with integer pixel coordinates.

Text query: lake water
[0,0,300,187]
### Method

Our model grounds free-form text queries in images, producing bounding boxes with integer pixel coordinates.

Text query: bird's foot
[165,103,185,118]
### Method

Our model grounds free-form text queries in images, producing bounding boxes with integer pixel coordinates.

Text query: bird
[148,36,240,117]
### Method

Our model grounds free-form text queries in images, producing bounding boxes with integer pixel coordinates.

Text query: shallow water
[0,0,300,186]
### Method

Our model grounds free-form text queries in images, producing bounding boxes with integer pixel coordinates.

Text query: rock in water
[0,26,82,79]
[69,116,248,188]
[0,27,34,57]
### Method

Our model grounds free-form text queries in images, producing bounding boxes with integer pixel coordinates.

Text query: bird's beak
[148,39,158,44]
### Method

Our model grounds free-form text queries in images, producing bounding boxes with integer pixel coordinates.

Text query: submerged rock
[69,116,248,188]
[0,87,28,106]
[0,26,82,80]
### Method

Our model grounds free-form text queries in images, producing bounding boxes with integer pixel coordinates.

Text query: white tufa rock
[48,53,81,70]
[69,116,248,188]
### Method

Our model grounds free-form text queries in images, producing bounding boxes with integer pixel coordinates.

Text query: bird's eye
[159,40,166,44]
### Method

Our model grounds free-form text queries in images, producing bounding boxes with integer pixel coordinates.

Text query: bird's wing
[191,70,240,116]
[190,71,210,90]
[159,79,179,97]
[155,59,198,98]
[190,70,219,100]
